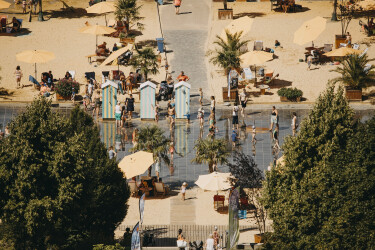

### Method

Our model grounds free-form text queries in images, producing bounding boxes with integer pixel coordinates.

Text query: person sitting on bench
[96,42,109,56]
[8,17,21,33]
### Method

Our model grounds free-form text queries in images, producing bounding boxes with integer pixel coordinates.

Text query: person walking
[210,96,216,114]
[14,66,23,89]
[252,125,257,144]
[198,107,204,128]
[238,88,248,118]
[307,54,312,70]
[231,130,238,148]
[108,146,117,159]
[180,182,188,201]
[92,90,102,119]
[273,124,281,150]
[292,112,298,136]
[269,106,278,131]
[205,234,215,250]
[174,0,182,15]
[177,229,188,250]
[232,102,239,130]
[114,101,122,128]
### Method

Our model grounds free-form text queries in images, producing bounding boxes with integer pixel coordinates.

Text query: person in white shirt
[232,102,239,130]
[205,234,215,250]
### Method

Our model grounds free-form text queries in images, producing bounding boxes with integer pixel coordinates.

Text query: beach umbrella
[220,16,254,39]
[324,47,362,57]
[240,51,273,85]
[118,151,154,179]
[195,172,232,191]
[16,50,55,79]
[0,0,11,9]
[293,16,327,46]
[100,43,134,67]
[79,24,116,49]
[86,1,115,26]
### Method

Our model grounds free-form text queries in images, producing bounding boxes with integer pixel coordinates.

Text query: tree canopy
[262,85,375,249]
[0,99,130,249]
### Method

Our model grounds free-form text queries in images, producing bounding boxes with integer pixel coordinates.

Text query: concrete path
[159,0,211,94]
[170,195,196,225]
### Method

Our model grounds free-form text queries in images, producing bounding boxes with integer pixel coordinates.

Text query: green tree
[130,125,169,176]
[262,85,375,249]
[192,137,229,173]
[207,30,249,74]
[129,47,159,81]
[0,99,129,249]
[331,54,375,89]
[115,0,144,34]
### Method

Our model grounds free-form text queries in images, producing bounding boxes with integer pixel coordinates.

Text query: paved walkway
[170,194,196,225]
[160,0,211,94]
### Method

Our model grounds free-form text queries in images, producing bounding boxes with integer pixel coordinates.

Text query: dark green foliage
[0,99,129,249]
[115,0,144,33]
[129,47,159,81]
[192,137,229,173]
[93,243,125,250]
[55,78,80,97]
[208,30,249,73]
[331,54,375,89]
[277,87,303,100]
[262,85,375,249]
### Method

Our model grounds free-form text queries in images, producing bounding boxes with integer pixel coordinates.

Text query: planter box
[222,87,238,102]
[254,233,264,243]
[345,88,362,101]
[56,93,71,101]
[218,9,233,20]
[335,35,347,49]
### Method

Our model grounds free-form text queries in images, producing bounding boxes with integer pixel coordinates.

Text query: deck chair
[213,195,225,210]
[68,70,75,79]
[323,44,333,53]
[0,15,7,33]
[239,43,248,54]
[29,75,41,90]
[364,63,372,73]
[243,67,253,80]
[154,182,169,196]
[253,41,263,51]
[360,47,369,57]
[129,181,139,197]
[339,43,347,48]
[16,19,23,29]
[352,43,360,50]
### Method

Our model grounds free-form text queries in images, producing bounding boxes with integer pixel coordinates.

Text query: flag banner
[227,187,240,250]
[131,222,140,250]
[139,193,146,225]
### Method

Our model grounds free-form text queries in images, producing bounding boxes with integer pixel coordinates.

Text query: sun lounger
[323,44,333,53]
[352,43,360,50]
[154,182,169,196]
[360,47,368,57]
[29,75,41,90]
[254,41,263,51]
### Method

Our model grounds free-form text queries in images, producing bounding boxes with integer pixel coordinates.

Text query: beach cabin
[174,81,191,119]
[140,81,156,120]
[100,122,116,148]
[102,80,118,119]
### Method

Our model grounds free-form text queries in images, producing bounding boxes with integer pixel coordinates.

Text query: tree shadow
[178,12,192,15]
[234,12,265,19]
[137,39,157,48]
[46,8,100,19]
[273,6,310,13]
[0,88,14,100]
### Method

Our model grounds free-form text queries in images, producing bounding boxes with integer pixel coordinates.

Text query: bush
[277,87,303,100]
[55,78,80,97]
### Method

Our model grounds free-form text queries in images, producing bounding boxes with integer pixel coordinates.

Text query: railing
[117,224,267,247]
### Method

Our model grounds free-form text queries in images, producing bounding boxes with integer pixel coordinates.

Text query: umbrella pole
[35,63,37,80]
[105,14,107,26]
[254,65,257,87]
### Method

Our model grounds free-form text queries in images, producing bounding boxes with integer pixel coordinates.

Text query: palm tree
[128,47,159,81]
[207,30,249,74]
[115,0,144,35]
[192,137,230,173]
[331,54,375,90]
[130,125,169,176]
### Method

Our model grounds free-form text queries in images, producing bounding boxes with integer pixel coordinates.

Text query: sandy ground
[0,0,164,102]
[206,1,375,103]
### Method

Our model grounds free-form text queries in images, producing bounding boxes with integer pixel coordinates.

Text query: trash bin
[157,0,163,5]
[156,38,164,53]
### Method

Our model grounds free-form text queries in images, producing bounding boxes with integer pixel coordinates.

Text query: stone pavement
[159,0,211,94]
[170,195,196,225]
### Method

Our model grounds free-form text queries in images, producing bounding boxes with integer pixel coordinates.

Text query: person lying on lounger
[96,42,110,56]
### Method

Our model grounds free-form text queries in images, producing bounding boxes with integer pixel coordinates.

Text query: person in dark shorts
[238,88,248,118]
[174,0,182,14]
[232,101,239,130]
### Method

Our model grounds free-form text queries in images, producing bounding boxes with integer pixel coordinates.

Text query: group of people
[14,0,38,14]
[177,227,221,250]
[0,17,21,33]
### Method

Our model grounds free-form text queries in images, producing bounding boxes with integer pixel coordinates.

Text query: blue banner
[139,193,146,225]
[131,222,140,250]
